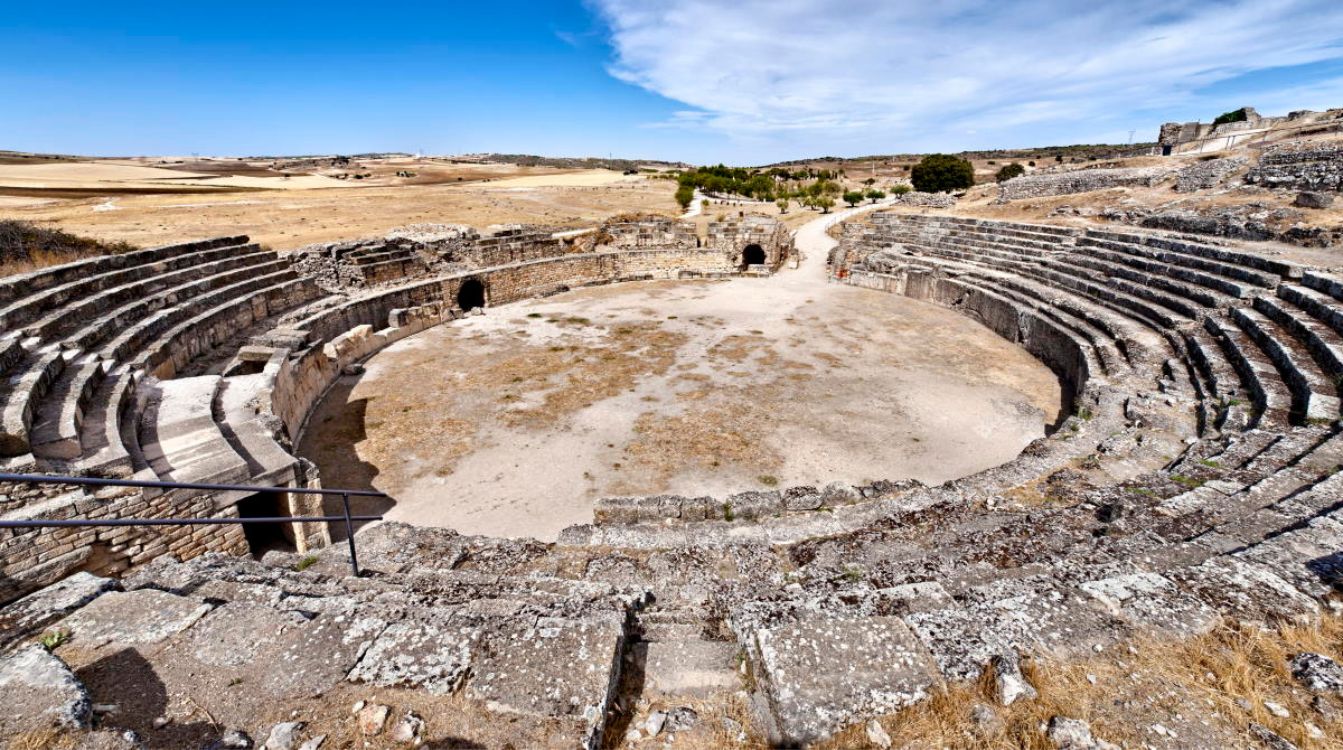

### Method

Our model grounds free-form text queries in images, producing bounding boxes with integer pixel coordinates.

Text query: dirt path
[301,206,1062,540]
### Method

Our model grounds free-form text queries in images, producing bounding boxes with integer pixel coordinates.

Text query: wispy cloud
[589,0,1343,156]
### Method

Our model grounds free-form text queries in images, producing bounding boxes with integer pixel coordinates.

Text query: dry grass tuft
[818,615,1343,749]
[0,219,137,277]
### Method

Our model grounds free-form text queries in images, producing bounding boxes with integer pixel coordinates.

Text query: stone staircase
[0,236,329,485]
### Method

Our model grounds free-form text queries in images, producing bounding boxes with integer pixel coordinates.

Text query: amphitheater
[2,191,1343,748]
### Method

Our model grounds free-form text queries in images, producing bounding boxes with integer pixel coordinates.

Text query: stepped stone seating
[5,214,1343,746]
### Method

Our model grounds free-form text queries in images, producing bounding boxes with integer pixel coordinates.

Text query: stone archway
[457,277,486,311]
[741,244,767,268]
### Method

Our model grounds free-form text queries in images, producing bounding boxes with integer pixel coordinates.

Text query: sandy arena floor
[300,245,1062,540]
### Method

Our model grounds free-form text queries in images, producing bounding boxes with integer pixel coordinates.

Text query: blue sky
[3,1,1343,164]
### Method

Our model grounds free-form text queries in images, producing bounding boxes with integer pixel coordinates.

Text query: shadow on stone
[74,648,216,750]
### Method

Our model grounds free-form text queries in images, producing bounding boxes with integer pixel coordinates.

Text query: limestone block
[750,615,937,745]
[0,645,91,732]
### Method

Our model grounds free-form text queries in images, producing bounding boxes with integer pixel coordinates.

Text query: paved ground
[300,209,1062,540]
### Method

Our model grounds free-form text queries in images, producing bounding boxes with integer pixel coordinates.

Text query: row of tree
[673,153,1031,210]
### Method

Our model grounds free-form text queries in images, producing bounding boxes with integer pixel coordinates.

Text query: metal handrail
[0,472,387,575]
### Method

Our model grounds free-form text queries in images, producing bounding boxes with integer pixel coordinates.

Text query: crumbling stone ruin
[1160,107,1343,155]
[1173,155,1248,192]
[3,208,1343,746]
[995,165,1175,203]
[1247,141,1343,192]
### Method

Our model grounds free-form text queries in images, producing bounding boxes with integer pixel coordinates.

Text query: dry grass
[616,396,782,494]
[2,170,680,251]
[7,727,77,750]
[0,219,136,276]
[819,616,1343,749]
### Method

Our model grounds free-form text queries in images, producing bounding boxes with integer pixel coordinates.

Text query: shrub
[776,197,789,214]
[0,220,136,275]
[910,154,975,193]
[842,190,864,207]
[674,184,695,210]
[1212,108,1249,126]
[995,162,1026,182]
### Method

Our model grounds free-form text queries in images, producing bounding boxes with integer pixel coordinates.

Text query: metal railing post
[341,492,360,576]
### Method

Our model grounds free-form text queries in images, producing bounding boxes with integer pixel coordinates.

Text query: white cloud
[589,0,1343,159]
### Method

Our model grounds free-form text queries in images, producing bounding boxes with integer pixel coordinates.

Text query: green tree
[675,184,695,210]
[891,183,912,196]
[776,197,789,214]
[815,196,835,214]
[843,190,864,207]
[865,189,885,203]
[995,163,1026,183]
[910,154,975,193]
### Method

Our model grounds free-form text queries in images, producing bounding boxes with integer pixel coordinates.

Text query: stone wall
[0,480,250,603]
[1245,142,1343,192]
[704,215,794,269]
[291,224,577,293]
[996,166,1174,203]
[271,248,743,447]
[1174,156,1248,192]
[601,217,698,249]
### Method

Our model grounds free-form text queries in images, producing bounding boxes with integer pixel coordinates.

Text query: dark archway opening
[236,491,291,556]
[457,277,486,311]
[741,244,766,268]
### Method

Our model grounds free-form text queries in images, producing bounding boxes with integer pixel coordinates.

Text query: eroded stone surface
[0,645,91,734]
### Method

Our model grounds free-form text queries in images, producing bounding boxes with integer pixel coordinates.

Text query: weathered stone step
[1087,229,1301,280]
[20,245,270,343]
[1184,330,1252,431]
[0,237,250,329]
[1302,270,1343,303]
[1256,294,1343,380]
[75,364,144,476]
[59,254,289,353]
[138,376,251,487]
[1082,244,1251,302]
[1232,306,1340,423]
[144,277,324,380]
[28,353,110,461]
[1076,235,1281,289]
[0,345,76,458]
[99,268,303,364]
[1205,316,1293,429]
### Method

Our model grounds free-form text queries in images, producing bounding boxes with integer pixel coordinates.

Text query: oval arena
[2,205,1342,747]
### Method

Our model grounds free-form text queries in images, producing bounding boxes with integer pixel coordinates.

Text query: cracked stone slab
[261,610,387,699]
[750,615,938,745]
[56,589,213,649]
[185,601,310,668]
[1236,516,1343,601]
[643,639,739,696]
[0,645,91,734]
[0,572,118,648]
[466,614,625,748]
[1171,557,1319,625]
[347,614,474,694]
[1078,572,1219,637]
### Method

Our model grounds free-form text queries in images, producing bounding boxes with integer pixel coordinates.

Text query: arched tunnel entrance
[741,244,767,268]
[457,277,486,312]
